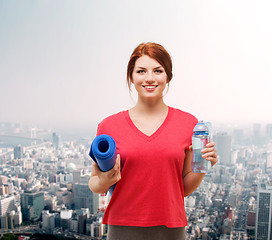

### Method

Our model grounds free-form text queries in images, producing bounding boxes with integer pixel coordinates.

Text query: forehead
[134,55,162,68]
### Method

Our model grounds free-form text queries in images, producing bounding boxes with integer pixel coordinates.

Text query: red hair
[127,42,173,90]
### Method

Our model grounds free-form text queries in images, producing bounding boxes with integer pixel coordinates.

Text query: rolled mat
[89,134,117,195]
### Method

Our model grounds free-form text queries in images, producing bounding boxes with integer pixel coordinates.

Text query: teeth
[144,86,156,89]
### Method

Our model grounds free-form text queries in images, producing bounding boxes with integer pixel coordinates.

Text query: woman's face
[132,55,168,101]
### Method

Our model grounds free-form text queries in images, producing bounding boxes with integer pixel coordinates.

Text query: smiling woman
[131,55,168,102]
[126,42,173,90]
[88,42,218,240]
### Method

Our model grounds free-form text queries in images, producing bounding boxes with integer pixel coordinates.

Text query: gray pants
[107,225,186,240]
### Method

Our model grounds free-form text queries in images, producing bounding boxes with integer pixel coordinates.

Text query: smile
[142,85,158,89]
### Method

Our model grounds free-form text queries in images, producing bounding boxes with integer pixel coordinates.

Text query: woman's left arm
[182,142,218,197]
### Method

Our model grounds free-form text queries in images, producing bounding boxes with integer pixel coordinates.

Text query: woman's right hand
[89,154,121,194]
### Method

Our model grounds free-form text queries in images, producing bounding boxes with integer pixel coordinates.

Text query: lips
[142,85,158,89]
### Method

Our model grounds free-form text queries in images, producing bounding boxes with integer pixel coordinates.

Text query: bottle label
[192,137,209,149]
[192,137,202,149]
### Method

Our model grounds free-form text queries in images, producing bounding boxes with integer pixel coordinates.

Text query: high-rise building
[91,221,104,238]
[0,215,8,229]
[78,212,87,234]
[70,217,78,233]
[60,210,72,230]
[213,132,232,165]
[0,196,16,217]
[52,133,60,150]
[21,191,44,221]
[255,184,272,239]
[73,183,99,214]
[13,210,22,227]
[42,210,50,231]
[7,211,15,229]
[248,211,256,227]
[73,170,82,184]
[13,145,23,159]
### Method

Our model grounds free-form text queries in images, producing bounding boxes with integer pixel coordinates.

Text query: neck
[133,97,168,115]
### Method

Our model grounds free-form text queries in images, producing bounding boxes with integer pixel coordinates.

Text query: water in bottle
[192,121,211,173]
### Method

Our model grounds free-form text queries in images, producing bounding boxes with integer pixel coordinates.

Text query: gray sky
[0,0,271,134]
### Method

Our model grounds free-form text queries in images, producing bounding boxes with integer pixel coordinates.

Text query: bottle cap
[193,120,209,132]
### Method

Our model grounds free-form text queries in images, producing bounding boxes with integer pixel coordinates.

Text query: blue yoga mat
[89,134,117,195]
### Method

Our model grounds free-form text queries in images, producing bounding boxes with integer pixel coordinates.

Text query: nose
[145,71,155,83]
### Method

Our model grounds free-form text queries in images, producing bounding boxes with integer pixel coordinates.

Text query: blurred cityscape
[0,121,272,239]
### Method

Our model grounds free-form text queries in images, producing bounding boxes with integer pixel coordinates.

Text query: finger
[205,142,215,148]
[111,155,121,182]
[209,158,218,166]
[108,155,121,176]
[114,154,121,170]
[116,166,122,182]
[201,147,216,154]
[188,145,193,151]
[205,156,217,161]
[204,156,217,167]
[202,151,217,159]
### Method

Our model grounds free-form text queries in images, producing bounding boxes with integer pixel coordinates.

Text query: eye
[155,69,163,73]
[137,70,145,73]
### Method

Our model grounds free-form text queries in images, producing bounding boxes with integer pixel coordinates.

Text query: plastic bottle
[192,121,211,173]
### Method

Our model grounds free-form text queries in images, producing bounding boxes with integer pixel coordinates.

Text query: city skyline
[1,1,272,133]
[0,113,271,238]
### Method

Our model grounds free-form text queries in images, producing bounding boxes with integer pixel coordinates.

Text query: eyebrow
[137,66,163,70]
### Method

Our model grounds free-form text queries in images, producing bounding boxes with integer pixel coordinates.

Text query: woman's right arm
[89,154,121,194]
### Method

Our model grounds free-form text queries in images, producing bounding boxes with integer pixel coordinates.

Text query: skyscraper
[255,184,272,240]
[73,170,82,184]
[73,183,99,214]
[213,132,232,165]
[21,191,44,221]
[60,209,72,230]
[13,145,23,159]
[0,196,16,217]
[52,133,60,150]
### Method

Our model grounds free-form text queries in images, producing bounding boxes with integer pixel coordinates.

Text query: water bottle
[192,121,211,173]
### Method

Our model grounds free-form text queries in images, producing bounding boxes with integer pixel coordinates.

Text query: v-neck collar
[124,106,173,142]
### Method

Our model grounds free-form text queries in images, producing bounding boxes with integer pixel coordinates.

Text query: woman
[89,42,218,240]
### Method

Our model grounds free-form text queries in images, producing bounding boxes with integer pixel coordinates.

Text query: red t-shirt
[95,106,198,228]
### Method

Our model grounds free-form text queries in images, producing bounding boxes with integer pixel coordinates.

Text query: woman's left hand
[201,142,218,167]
